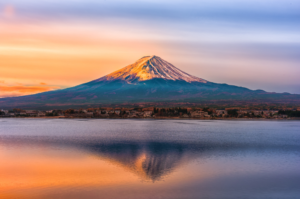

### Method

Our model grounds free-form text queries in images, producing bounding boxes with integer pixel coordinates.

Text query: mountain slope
[0,56,299,109]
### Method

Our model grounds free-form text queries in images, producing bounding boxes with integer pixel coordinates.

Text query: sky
[1,0,300,97]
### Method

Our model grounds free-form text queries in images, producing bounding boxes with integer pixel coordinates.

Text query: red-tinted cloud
[2,5,15,18]
[0,85,60,98]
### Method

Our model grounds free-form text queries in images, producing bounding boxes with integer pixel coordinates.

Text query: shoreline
[1,116,299,121]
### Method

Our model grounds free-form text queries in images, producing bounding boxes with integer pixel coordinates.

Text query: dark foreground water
[0,119,299,199]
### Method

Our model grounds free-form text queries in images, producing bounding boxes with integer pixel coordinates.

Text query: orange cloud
[2,5,15,18]
[0,85,60,98]
[40,82,47,85]
[0,148,138,193]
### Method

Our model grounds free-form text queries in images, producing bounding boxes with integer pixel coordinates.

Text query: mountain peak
[140,55,158,60]
[96,56,207,83]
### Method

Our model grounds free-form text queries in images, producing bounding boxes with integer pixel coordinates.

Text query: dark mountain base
[1,79,299,110]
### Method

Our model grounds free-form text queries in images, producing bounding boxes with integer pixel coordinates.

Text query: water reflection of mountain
[1,136,299,182]
[84,142,188,181]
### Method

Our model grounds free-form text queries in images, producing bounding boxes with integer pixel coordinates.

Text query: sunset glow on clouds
[0,81,60,97]
[1,0,300,97]
[0,85,60,97]
[2,4,14,18]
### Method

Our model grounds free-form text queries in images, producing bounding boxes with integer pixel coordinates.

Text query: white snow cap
[97,55,207,83]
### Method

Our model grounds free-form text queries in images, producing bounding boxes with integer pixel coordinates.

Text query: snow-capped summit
[96,55,207,83]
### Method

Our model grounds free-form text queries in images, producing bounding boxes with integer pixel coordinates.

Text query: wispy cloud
[2,0,299,44]
[2,5,15,18]
[0,85,60,98]
[0,0,300,94]
[2,0,299,31]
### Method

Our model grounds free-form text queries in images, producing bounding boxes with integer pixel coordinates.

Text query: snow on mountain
[95,56,207,83]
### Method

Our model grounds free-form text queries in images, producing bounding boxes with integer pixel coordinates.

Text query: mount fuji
[1,56,299,109]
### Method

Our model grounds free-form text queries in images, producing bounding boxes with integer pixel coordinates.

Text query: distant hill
[1,56,299,109]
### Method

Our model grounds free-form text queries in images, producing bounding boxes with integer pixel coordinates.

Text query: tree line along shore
[1,107,300,119]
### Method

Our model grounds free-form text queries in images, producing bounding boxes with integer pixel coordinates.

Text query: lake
[0,119,299,199]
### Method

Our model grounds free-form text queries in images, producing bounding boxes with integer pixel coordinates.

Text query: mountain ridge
[0,56,300,109]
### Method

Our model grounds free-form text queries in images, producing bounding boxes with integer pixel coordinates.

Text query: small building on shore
[85,112,94,117]
[216,110,228,117]
[38,112,46,117]
[1,110,9,115]
[143,111,153,118]
[26,110,38,117]
[190,111,209,118]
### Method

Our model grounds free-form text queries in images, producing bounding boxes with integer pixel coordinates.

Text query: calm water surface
[0,119,300,199]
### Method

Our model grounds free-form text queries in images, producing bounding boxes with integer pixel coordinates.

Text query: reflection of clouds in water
[1,120,300,198]
[1,136,300,182]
